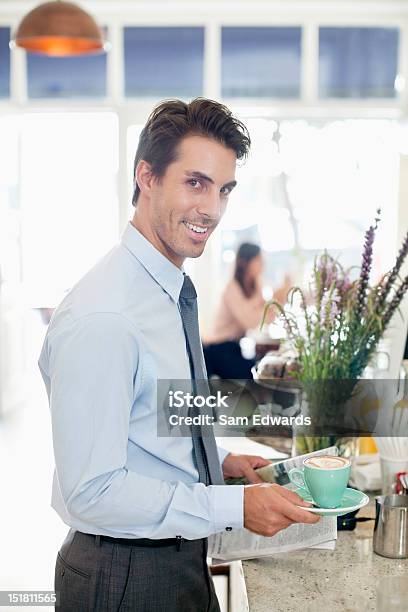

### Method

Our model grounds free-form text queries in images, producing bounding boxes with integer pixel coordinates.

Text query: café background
[1,0,408,600]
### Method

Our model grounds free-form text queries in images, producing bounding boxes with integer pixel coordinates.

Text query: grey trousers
[55,529,221,612]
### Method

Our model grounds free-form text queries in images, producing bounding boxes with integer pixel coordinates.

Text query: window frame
[0,5,404,112]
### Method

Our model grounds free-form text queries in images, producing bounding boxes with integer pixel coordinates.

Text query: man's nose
[197,191,222,221]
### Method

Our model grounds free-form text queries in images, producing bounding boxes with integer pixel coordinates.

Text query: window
[220,118,397,288]
[20,113,118,304]
[221,27,302,98]
[0,27,10,98]
[319,27,399,98]
[124,27,204,98]
[27,47,107,99]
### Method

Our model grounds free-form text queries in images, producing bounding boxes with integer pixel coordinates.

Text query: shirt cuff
[216,445,230,466]
[208,484,244,531]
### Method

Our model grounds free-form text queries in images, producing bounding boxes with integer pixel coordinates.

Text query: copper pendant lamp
[11,1,108,56]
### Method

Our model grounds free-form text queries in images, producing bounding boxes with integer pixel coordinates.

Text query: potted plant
[261,211,408,455]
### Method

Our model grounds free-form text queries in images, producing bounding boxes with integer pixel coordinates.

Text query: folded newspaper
[208,446,338,563]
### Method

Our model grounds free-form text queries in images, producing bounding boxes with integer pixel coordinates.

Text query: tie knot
[180,274,197,299]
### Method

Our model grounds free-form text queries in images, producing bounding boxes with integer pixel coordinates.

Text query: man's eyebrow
[185,170,237,190]
[223,179,237,190]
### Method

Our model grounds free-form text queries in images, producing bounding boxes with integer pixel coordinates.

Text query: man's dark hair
[132,97,251,206]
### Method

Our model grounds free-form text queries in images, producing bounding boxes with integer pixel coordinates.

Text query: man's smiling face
[133,134,237,267]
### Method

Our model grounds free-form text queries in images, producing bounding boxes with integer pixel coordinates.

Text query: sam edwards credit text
[168,414,312,427]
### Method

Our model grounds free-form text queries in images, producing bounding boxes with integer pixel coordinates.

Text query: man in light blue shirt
[39,98,317,611]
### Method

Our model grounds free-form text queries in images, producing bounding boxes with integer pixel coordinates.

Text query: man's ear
[135,160,155,198]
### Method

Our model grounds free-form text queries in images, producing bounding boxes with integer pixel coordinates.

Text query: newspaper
[208,446,338,562]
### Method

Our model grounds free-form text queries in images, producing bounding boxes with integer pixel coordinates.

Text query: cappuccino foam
[304,455,350,470]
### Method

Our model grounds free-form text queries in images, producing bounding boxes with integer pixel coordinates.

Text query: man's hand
[244,483,320,537]
[222,453,270,483]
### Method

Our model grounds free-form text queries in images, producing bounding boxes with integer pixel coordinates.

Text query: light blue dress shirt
[38,222,244,539]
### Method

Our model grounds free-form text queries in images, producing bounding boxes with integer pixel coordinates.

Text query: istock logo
[168,390,230,409]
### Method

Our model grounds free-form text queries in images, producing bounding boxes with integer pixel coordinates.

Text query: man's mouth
[183,221,210,236]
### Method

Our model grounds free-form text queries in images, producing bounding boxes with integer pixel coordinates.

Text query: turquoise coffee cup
[288,455,351,508]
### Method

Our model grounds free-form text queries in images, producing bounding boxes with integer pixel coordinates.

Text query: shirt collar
[121,222,185,303]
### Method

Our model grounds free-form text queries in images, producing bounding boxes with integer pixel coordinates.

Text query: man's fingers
[251,456,271,468]
[271,484,313,507]
[268,488,320,524]
[243,466,264,484]
[243,483,320,538]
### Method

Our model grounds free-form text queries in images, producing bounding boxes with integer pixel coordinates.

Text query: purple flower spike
[354,212,379,323]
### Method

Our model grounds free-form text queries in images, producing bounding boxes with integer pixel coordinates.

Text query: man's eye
[188,179,201,189]
[220,186,231,196]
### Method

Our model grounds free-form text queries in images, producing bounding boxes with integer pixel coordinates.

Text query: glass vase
[292,387,359,458]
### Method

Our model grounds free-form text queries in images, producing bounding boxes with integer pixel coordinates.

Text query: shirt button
[226,527,232,531]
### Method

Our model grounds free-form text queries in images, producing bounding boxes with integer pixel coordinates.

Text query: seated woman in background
[203,243,269,379]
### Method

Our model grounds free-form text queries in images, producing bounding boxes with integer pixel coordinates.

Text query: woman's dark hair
[132,97,251,206]
[234,243,261,298]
